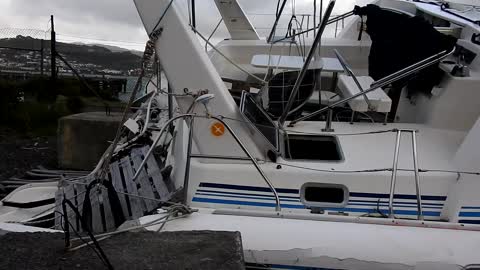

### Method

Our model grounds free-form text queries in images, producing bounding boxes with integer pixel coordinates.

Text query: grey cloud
[2,0,356,50]
[11,0,142,28]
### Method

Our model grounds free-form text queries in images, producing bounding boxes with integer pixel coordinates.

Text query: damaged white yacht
[3,0,480,269]
[128,0,480,269]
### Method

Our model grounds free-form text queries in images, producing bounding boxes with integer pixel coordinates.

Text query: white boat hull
[0,182,57,224]
[140,208,480,270]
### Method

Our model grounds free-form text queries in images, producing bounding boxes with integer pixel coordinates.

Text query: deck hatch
[284,134,343,161]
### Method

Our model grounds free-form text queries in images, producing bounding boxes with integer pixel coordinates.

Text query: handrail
[278,0,336,126]
[132,114,282,211]
[370,48,452,88]
[388,130,402,218]
[411,130,423,220]
[289,47,455,126]
[388,129,423,220]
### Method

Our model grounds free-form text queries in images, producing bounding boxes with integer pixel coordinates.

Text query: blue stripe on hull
[195,183,480,225]
[193,197,305,209]
[197,189,300,200]
[196,192,300,202]
[459,211,480,217]
[192,197,442,216]
[195,191,443,210]
[350,192,446,201]
[199,182,298,194]
[198,182,447,202]
[194,182,450,217]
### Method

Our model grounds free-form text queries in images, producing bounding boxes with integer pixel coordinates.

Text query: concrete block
[0,231,245,269]
[58,112,123,170]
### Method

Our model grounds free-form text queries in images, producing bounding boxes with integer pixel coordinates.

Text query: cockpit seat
[337,74,391,112]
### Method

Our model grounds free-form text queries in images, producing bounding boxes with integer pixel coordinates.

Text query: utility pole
[314,0,317,36]
[50,15,56,81]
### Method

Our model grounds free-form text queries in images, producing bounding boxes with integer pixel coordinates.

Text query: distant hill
[73,42,143,56]
[0,36,146,76]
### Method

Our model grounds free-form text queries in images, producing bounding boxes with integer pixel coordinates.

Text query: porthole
[300,183,349,208]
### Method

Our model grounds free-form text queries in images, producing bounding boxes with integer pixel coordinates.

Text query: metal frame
[239,91,280,152]
[388,129,423,220]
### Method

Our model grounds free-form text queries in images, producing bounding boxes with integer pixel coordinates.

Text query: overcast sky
[0,0,357,51]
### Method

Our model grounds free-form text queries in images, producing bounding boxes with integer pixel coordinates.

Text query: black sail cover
[353,4,457,96]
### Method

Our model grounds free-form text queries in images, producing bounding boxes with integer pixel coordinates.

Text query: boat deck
[284,121,466,172]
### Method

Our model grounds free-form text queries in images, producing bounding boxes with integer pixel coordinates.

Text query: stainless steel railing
[388,129,423,220]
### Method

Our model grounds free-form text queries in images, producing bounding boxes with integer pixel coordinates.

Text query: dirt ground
[0,127,57,198]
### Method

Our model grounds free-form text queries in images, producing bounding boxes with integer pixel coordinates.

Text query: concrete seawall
[57,112,123,170]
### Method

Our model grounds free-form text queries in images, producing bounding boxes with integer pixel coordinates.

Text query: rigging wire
[56,210,112,269]
[270,161,480,176]
[190,24,267,84]
[69,208,194,245]
[151,0,175,37]
[62,199,114,270]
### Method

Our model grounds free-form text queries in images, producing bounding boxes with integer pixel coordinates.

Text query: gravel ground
[0,127,57,199]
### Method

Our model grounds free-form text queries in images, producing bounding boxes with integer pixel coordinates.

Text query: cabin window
[284,134,343,161]
[300,183,349,208]
[240,91,278,150]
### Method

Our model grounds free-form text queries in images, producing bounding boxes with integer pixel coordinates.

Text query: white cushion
[251,54,323,70]
[337,75,392,112]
